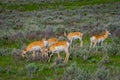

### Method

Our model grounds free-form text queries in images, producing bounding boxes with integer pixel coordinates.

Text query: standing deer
[47,41,70,63]
[64,31,83,47]
[90,30,111,48]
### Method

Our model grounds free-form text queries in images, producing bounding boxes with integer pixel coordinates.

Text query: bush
[59,62,92,80]
[0,66,5,73]
[75,45,92,61]
[107,37,120,56]
[25,51,49,62]
[50,58,67,69]
[25,63,38,78]
[94,66,110,80]
[98,54,110,67]
[0,48,12,56]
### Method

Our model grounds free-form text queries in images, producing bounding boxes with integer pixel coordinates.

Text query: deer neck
[103,33,108,39]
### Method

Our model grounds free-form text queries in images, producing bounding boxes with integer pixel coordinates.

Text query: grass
[0,39,120,80]
[108,56,120,68]
[0,52,119,80]
[0,0,120,11]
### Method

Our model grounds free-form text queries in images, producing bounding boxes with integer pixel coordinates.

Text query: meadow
[0,0,120,80]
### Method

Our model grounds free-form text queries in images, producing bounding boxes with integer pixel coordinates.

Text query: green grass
[0,36,120,79]
[0,0,120,11]
[0,52,120,80]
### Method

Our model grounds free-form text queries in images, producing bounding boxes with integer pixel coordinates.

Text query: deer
[47,41,70,63]
[64,31,83,47]
[90,30,111,48]
[21,39,48,59]
[47,38,59,47]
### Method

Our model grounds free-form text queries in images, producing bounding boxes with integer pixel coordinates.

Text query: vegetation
[0,0,120,10]
[0,0,120,80]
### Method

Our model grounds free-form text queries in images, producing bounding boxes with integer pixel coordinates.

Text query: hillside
[0,1,120,80]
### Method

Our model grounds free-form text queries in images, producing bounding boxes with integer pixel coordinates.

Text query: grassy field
[0,0,120,80]
[0,0,120,11]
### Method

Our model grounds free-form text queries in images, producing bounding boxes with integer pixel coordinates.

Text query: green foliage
[1,0,120,11]
[25,63,38,79]
[94,66,110,80]
[76,47,91,61]
[107,37,120,56]
[25,63,38,74]
[6,68,16,75]
[50,58,66,69]
[0,66,5,73]
[98,54,110,66]
[0,66,16,75]
[59,62,92,80]
[0,48,12,56]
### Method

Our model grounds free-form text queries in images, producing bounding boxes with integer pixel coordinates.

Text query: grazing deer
[90,30,111,48]
[21,39,48,58]
[47,38,58,47]
[64,32,83,47]
[47,41,70,63]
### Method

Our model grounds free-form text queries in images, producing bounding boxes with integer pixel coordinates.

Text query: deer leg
[70,39,72,44]
[93,41,97,48]
[57,51,61,59]
[41,49,47,57]
[101,41,103,46]
[48,53,53,63]
[94,41,99,53]
[80,40,83,47]
[90,39,93,48]
[32,50,36,60]
[64,49,70,63]
[79,38,83,47]
[69,39,73,49]
[64,52,70,63]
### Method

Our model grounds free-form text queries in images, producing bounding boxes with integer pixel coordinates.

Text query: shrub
[107,37,120,56]
[25,51,49,62]
[75,45,92,61]
[0,48,12,56]
[6,69,16,75]
[0,66,5,73]
[94,66,110,80]
[98,54,110,67]
[50,58,66,69]
[25,63,38,78]
[0,66,16,74]
[109,66,120,80]
[59,62,92,80]
[12,49,23,64]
